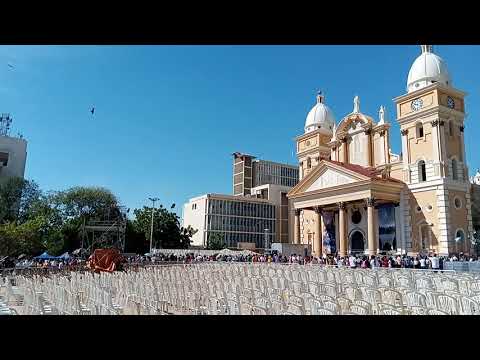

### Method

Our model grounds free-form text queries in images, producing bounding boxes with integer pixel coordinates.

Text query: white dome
[304,93,335,134]
[407,45,451,93]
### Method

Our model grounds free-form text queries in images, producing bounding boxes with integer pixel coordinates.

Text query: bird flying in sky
[90,107,95,115]
[7,63,14,69]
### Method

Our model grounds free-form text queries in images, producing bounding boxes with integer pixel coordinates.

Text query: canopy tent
[57,252,71,260]
[33,252,56,260]
[217,248,259,256]
[72,248,89,256]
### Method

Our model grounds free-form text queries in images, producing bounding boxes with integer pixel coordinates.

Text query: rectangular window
[234,163,243,174]
[0,152,9,166]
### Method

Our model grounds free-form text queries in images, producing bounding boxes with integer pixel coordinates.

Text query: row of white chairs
[1,264,480,315]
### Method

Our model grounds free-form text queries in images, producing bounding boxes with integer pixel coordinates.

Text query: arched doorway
[350,230,365,254]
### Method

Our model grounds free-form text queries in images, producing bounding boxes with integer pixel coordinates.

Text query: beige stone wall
[448,190,470,253]
[390,162,404,181]
[300,209,317,246]
[298,134,319,153]
[408,190,439,253]
[338,143,347,163]
[406,122,434,163]
[397,90,437,119]
[445,121,463,160]
[348,132,369,167]
[438,91,464,112]
[373,133,385,167]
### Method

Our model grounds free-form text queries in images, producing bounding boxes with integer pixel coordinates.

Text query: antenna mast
[0,113,12,136]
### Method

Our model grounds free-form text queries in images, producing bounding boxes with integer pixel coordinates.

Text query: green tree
[0,181,124,257]
[206,232,226,250]
[0,177,41,223]
[125,220,148,254]
[49,186,120,252]
[132,206,197,249]
[0,218,45,257]
[52,186,118,220]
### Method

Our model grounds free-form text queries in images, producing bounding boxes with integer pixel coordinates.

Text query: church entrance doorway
[350,230,365,254]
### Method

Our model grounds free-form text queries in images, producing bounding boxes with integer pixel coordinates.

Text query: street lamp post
[149,197,160,254]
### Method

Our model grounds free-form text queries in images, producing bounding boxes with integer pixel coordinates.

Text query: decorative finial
[316,90,324,104]
[421,45,433,53]
[378,105,386,124]
[353,95,360,113]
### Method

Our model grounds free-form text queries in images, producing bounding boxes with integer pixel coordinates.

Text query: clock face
[447,96,455,109]
[411,98,423,111]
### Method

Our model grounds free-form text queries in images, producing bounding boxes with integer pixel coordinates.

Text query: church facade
[287,45,473,257]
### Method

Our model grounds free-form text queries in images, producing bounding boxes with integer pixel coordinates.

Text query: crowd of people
[126,251,480,271]
[2,251,479,273]
[0,258,87,272]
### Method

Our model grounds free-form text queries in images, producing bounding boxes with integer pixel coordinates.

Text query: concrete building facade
[0,114,27,182]
[183,153,298,249]
[183,193,276,249]
[233,152,298,196]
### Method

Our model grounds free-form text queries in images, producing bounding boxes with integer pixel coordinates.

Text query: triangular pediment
[288,161,371,197]
[305,168,357,192]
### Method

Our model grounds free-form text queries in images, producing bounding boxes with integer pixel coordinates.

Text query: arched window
[449,121,454,136]
[354,136,360,153]
[452,158,458,180]
[416,122,424,138]
[307,157,311,169]
[455,229,465,253]
[418,160,427,182]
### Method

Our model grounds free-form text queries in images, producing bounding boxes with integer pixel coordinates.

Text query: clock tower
[394,45,473,255]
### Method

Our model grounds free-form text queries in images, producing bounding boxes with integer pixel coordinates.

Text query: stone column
[365,128,373,167]
[430,120,440,177]
[294,209,301,244]
[438,121,447,177]
[314,207,322,256]
[460,125,467,179]
[400,129,410,182]
[366,197,377,255]
[342,138,349,164]
[338,202,347,257]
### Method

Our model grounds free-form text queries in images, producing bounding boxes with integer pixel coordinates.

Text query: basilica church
[287,45,473,257]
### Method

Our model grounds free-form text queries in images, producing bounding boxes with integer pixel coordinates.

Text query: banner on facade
[322,211,336,254]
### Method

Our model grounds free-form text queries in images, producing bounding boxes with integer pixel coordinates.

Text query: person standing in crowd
[429,253,440,271]
[419,256,426,269]
[349,254,356,268]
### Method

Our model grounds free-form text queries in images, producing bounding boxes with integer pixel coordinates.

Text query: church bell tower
[394,45,473,255]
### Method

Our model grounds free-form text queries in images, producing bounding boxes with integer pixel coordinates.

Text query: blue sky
[1,45,479,217]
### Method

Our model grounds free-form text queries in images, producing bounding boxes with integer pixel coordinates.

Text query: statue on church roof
[353,95,360,113]
[378,105,386,124]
